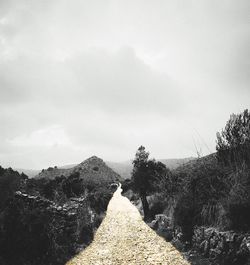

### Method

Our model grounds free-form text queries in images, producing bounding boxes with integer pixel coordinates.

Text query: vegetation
[216,109,250,167]
[0,167,27,210]
[0,158,116,265]
[0,109,249,264]
[172,109,250,240]
[131,146,171,220]
[130,109,250,243]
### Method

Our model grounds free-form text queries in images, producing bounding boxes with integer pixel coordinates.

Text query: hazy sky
[0,0,249,169]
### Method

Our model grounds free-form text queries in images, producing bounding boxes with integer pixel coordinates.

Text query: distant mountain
[35,156,122,185]
[107,157,195,179]
[16,164,77,178]
[106,161,133,180]
[16,157,195,180]
[15,168,40,178]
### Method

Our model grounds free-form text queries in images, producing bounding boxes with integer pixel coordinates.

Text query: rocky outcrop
[0,191,94,265]
[193,227,250,265]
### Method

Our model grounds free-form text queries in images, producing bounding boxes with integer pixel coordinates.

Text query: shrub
[88,187,113,214]
[216,109,250,168]
[174,193,196,242]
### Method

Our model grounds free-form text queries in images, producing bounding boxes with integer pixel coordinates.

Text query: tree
[216,109,250,230]
[131,146,150,219]
[216,109,250,167]
[131,146,168,220]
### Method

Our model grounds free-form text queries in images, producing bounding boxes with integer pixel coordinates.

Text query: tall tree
[132,146,150,219]
[131,146,168,220]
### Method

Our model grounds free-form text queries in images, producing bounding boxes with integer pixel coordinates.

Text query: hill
[159,157,195,170]
[172,153,216,175]
[35,156,122,185]
[16,157,195,179]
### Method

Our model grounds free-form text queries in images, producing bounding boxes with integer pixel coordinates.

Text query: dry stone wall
[0,191,94,265]
[192,227,250,265]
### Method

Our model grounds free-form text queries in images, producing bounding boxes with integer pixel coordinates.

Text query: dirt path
[66,185,190,265]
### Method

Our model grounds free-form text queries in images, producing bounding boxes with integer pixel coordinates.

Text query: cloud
[67,48,183,114]
[7,125,71,147]
[0,47,183,113]
[0,0,249,168]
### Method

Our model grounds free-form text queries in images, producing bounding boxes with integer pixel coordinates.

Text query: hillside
[107,157,195,179]
[16,157,195,179]
[15,168,40,178]
[35,156,122,185]
[159,157,195,170]
[172,153,216,174]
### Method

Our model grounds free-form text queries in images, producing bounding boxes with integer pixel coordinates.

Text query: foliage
[88,187,113,214]
[148,194,166,217]
[216,110,250,230]
[226,166,250,231]
[174,192,196,242]
[0,163,115,265]
[1,200,51,265]
[170,110,250,241]
[216,109,250,167]
[132,146,170,194]
[62,172,84,198]
[131,146,170,220]
[0,167,27,210]
[121,178,133,193]
[131,146,150,194]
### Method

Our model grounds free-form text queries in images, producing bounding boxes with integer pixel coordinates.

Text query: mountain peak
[80,156,104,164]
[35,156,122,184]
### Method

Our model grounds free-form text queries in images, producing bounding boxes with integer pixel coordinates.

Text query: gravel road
[66,185,190,265]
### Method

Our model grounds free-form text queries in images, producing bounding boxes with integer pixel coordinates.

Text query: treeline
[128,109,250,241]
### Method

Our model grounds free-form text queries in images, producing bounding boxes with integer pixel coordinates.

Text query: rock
[149,214,174,242]
[238,236,250,256]
[192,226,250,265]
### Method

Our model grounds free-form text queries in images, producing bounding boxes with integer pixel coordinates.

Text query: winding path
[66,185,190,265]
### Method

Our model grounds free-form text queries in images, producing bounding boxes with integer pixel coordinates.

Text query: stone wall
[193,227,250,265]
[0,191,94,265]
[148,214,250,265]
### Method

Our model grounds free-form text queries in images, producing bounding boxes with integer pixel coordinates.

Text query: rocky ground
[66,186,190,265]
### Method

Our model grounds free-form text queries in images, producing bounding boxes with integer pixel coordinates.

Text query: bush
[88,187,113,214]
[174,193,196,242]
[0,167,26,211]
[228,202,250,231]
[226,167,250,230]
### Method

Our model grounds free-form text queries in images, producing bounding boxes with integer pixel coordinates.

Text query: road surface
[66,184,190,265]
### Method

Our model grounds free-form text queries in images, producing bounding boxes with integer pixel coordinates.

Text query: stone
[192,226,250,264]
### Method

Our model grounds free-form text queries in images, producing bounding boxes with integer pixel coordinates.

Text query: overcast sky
[0,0,249,169]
